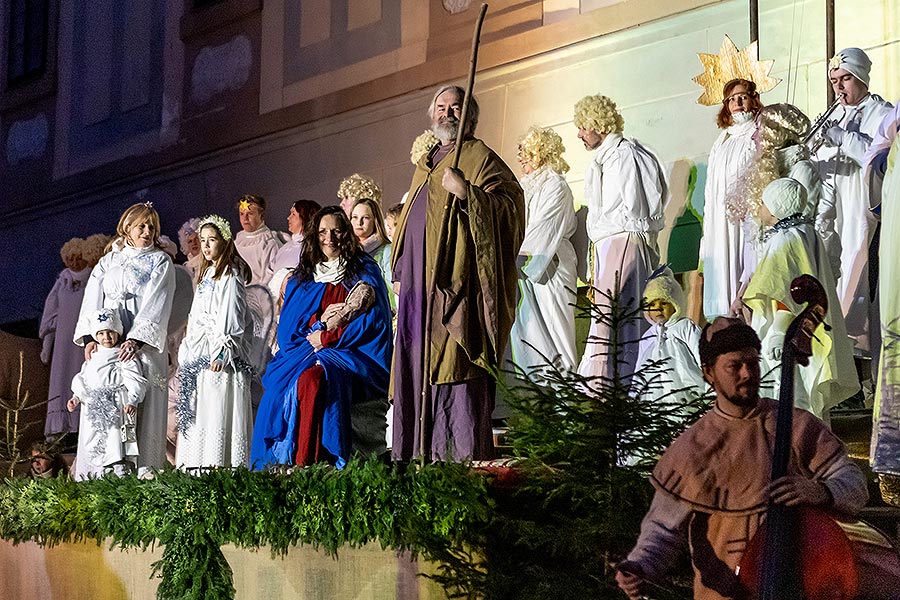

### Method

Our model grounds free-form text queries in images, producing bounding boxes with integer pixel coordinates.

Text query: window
[7,0,48,87]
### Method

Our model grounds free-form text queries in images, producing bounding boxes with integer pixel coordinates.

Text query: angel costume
[75,240,175,471]
[360,236,395,310]
[508,165,578,375]
[39,266,91,436]
[175,266,251,469]
[635,270,705,409]
[701,113,757,318]
[235,224,284,286]
[743,178,859,419]
[578,132,666,380]
[813,92,892,345]
[251,255,392,469]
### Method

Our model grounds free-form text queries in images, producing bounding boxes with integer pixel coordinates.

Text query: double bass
[737,274,858,599]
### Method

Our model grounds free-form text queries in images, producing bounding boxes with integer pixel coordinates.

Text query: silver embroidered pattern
[125,254,156,287]
[760,213,814,244]
[175,355,255,436]
[84,385,124,461]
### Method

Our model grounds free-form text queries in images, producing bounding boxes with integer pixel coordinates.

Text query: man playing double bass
[616,317,899,599]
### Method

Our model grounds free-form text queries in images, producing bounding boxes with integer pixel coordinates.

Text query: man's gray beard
[432,121,459,143]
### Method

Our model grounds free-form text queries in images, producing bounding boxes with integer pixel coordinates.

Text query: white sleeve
[119,360,148,406]
[520,176,575,282]
[210,273,247,366]
[39,272,65,339]
[617,145,667,233]
[129,254,176,352]
[74,257,110,344]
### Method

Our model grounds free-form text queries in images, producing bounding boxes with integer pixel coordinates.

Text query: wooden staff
[418,3,489,462]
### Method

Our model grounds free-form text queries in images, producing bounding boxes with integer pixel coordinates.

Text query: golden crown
[692,35,781,106]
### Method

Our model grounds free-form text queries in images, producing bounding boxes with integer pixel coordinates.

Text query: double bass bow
[737,274,858,599]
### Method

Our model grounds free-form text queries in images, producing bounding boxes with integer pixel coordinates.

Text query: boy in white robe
[234,194,285,286]
[68,309,146,480]
[635,267,706,411]
[742,178,859,420]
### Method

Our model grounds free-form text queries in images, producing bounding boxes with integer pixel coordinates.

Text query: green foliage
[0,461,492,600]
[490,285,709,598]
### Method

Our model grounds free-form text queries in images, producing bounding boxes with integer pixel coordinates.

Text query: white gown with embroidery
[71,346,146,480]
[75,240,175,471]
[175,266,252,469]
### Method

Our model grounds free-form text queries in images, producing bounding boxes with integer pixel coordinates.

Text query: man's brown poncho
[391,137,525,385]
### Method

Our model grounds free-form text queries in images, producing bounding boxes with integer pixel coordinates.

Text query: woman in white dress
[701,78,763,319]
[40,237,90,438]
[268,199,321,301]
[350,197,394,308]
[508,126,578,376]
[74,203,175,475]
[175,214,253,470]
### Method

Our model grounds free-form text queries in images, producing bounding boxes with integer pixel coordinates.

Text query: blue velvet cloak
[249,256,393,469]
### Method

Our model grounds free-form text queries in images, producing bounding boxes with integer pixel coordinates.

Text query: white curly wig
[517,126,570,174]
[573,95,624,134]
[337,173,382,203]
[59,237,84,266]
[410,130,440,165]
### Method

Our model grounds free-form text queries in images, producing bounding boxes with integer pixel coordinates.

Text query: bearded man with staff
[389,82,524,463]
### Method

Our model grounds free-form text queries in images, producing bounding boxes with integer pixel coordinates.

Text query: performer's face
[63,253,87,272]
[318,214,343,260]
[577,127,603,151]
[30,452,52,475]
[239,204,264,232]
[126,220,155,248]
[185,232,201,258]
[644,299,675,325]
[432,89,463,142]
[287,206,304,235]
[200,224,225,262]
[384,215,396,242]
[351,204,376,241]
[703,348,761,411]
[95,329,120,349]
[724,83,752,115]
[829,68,867,106]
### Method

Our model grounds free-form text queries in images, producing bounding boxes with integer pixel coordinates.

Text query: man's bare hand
[84,341,98,361]
[767,476,830,507]
[615,561,647,599]
[307,330,324,351]
[442,167,468,199]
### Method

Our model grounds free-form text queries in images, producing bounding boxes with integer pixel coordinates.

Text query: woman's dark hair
[196,222,252,284]
[292,199,322,231]
[716,78,763,129]
[294,206,367,283]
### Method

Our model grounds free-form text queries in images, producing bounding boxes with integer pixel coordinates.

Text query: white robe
[235,224,284,286]
[175,267,251,469]
[509,166,578,376]
[39,267,91,436]
[71,346,147,480]
[269,232,304,273]
[701,118,757,318]
[75,241,175,471]
[872,134,900,476]
[578,133,667,380]
[635,316,705,410]
[813,94,893,344]
[744,220,859,419]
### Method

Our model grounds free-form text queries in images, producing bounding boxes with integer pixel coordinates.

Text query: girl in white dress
[175,214,253,470]
[68,309,146,480]
[75,203,175,475]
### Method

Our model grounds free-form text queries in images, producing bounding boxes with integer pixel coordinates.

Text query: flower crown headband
[198,214,233,241]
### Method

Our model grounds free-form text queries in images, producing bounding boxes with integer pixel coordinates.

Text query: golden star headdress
[692,35,781,106]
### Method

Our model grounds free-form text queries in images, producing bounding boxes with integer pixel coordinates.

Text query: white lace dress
[175,266,252,469]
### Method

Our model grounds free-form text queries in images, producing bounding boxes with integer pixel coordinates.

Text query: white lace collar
[313,258,346,284]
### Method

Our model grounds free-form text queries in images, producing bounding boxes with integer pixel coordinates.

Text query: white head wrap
[90,309,123,336]
[642,266,686,320]
[762,177,807,220]
[829,47,871,87]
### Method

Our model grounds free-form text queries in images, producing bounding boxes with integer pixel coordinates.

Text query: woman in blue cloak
[250,206,393,469]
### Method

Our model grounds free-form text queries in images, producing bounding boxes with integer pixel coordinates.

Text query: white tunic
[71,346,147,480]
[813,94,893,341]
[235,224,284,286]
[39,267,91,436]
[701,117,757,318]
[175,267,251,469]
[508,166,578,376]
[75,241,175,471]
[635,316,705,410]
[744,220,859,419]
[578,133,667,380]
[269,232,304,273]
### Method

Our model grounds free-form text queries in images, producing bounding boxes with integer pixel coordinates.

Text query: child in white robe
[634,267,706,410]
[68,309,146,480]
[175,214,253,470]
[742,177,860,420]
